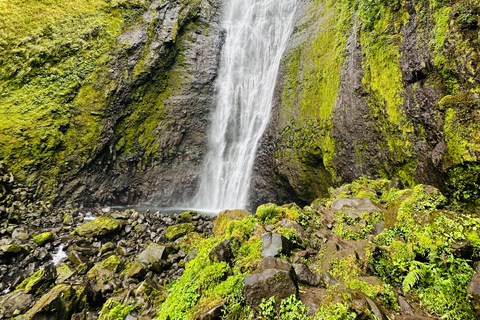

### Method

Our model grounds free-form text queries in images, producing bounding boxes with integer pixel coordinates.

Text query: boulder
[72,216,121,238]
[127,262,147,280]
[0,289,35,318]
[209,238,235,265]
[213,209,252,236]
[138,243,174,272]
[244,257,298,312]
[17,264,57,295]
[180,211,194,223]
[280,219,308,243]
[293,262,323,287]
[24,284,86,320]
[261,232,292,258]
[331,198,385,219]
[33,232,54,246]
[468,264,480,317]
[165,223,195,241]
[0,243,22,253]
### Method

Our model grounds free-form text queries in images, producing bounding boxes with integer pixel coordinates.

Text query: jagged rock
[213,209,252,235]
[0,289,35,318]
[365,297,387,320]
[293,262,323,286]
[244,257,298,312]
[17,264,57,294]
[467,264,480,317]
[138,243,174,272]
[33,232,53,246]
[100,242,116,253]
[56,265,74,284]
[165,223,195,241]
[72,216,121,238]
[331,198,385,218]
[209,238,235,265]
[127,262,147,280]
[280,219,307,243]
[24,284,86,320]
[261,232,292,258]
[397,296,414,316]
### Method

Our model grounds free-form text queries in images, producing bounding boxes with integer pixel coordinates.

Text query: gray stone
[209,238,235,265]
[293,262,323,287]
[138,243,172,272]
[0,289,35,317]
[244,258,298,312]
[261,232,292,258]
[467,264,480,317]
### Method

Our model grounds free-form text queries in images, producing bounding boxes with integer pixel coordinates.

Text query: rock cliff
[251,0,480,209]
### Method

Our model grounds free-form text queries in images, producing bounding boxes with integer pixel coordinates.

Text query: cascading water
[192,0,297,211]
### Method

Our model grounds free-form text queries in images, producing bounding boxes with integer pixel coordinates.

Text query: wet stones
[138,243,175,273]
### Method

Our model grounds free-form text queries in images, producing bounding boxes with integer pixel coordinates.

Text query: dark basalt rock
[467,264,480,317]
[244,257,298,312]
[292,262,323,287]
[209,237,235,265]
[260,232,292,258]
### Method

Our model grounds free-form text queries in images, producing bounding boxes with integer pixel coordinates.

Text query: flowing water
[191,0,297,211]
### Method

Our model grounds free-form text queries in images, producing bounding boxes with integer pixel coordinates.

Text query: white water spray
[192,0,297,210]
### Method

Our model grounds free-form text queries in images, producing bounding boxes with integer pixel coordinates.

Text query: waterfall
[191,0,297,211]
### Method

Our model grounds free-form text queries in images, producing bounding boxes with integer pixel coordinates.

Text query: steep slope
[251,0,480,208]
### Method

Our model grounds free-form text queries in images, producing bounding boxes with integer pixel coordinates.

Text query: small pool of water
[111,206,220,216]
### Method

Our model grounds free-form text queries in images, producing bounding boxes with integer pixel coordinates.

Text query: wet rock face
[56,0,225,207]
[468,264,480,317]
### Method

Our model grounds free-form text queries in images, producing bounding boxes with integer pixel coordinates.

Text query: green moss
[165,223,195,242]
[99,299,142,320]
[33,232,53,246]
[0,0,148,197]
[99,255,122,272]
[72,216,121,238]
[16,269,54,295]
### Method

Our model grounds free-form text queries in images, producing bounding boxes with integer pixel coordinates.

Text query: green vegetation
[0,0,148,196]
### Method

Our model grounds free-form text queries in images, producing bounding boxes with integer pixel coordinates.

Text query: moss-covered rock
[99,255,121,272]
[165,223,195,241]
[16,267,56,295]
[0,244,22,253]
[32,232,53,246]
[72,216,121,238]
[24,284,86,320]
[213,209,252,236]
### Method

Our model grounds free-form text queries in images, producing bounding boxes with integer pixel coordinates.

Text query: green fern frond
[403,262,430,292]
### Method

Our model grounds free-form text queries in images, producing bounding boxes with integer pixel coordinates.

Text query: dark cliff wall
[250,0,480,208]
[0,0,223,206]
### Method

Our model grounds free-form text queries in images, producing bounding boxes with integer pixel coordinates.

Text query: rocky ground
[1,160,480,320]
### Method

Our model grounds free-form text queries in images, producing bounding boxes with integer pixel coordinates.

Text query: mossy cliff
[251,0,480,209]
[0,0,223,206]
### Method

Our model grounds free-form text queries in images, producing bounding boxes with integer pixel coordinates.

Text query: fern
[402,261,431,292]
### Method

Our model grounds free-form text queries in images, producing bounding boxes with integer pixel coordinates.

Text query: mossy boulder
[180,211,194,222]
[213,209,252,236]
[33,232,53,246]
[165,223,195,241]
[72,216,121,238]
[138,243,176,272]
[24,284,86,320]
[0,244,22,253]
[16,266,57,295]
[99,255,121,272]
